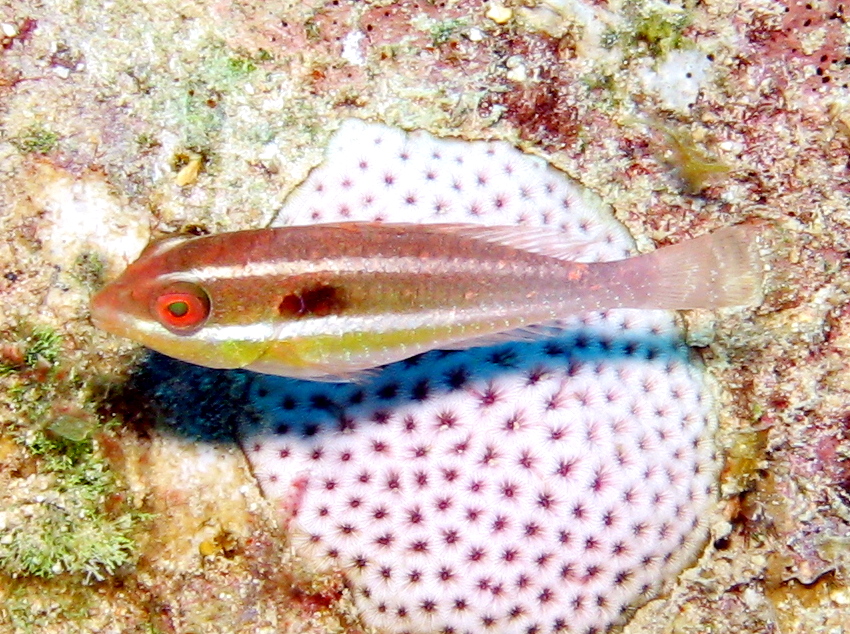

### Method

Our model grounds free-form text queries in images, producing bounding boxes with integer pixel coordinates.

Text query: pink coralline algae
[238,121,719,633]
[743,0,850,95]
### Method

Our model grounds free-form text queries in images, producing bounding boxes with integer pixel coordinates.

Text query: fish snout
[90,282,138,337]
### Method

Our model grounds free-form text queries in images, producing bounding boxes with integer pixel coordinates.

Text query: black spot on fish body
[279,283,347,318]
[278,293,304,316]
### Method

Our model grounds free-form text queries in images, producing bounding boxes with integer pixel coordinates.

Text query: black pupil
[168,300,190,317]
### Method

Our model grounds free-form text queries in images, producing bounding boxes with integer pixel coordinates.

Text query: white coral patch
[36,167,150,270]
[241,121,719,634]
[639,49,714,113]
[341,30,367,67]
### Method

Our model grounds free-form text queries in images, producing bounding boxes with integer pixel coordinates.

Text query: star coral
[238,121,720,634]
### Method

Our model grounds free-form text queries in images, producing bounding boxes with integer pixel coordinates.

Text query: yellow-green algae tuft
[10,125,60,155]
[0,324,148,583]
[659,125,730,194]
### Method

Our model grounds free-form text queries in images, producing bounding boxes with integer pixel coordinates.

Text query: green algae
[226,55,257,76]
[11,125,59,155]
[0,324,148,585]
[430,18,468,47]
[651,121,730,193]
[178,44,262,151]
[604,1,693,58]
[631,8,691,56]
[664,127,730,193]
[71,252,107,293]
[0,328,57,376]
[5,582,93,633]
[0,447,139,581]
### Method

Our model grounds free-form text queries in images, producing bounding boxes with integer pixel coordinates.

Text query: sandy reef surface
[0,0,849,633]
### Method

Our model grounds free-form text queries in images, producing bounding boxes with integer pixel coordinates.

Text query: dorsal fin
[271,221,604,261]
[423,224,600,260]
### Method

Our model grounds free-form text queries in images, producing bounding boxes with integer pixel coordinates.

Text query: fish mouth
[90,283,138,339]
[89,289,110,331]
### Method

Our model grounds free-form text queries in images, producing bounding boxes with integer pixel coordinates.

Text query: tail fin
[626,223,766,310]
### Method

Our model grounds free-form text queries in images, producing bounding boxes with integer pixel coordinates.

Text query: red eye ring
[152,283,211,334]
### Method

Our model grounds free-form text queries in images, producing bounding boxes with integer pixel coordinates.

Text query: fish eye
[151,282,211,334]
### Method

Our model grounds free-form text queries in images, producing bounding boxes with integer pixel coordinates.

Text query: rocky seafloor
[0,0,849,633]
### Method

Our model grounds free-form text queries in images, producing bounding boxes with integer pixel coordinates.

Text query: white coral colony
[238,121,718,633]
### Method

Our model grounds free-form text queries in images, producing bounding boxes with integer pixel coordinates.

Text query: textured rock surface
[1,0,848,632]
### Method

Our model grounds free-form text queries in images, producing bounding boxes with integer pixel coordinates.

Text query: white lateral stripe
[191,305,511,344]
[193,322,279,343]
[132,317,279,343]
[159,256,530,283]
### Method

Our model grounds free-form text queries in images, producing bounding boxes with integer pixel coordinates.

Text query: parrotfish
[90,222,763,380]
